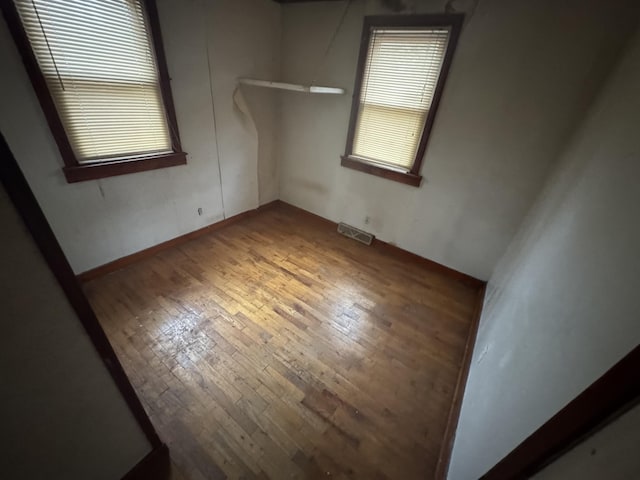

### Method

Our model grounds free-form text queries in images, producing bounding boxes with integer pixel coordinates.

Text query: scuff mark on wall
[290,177,330,196]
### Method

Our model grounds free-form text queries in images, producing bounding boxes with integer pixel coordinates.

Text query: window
[3,0,185,183]
[341,15,462,187]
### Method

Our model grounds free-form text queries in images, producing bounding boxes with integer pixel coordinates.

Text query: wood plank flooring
[84,203,478,480]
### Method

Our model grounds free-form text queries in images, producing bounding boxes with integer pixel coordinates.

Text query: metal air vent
[337,222,374,246]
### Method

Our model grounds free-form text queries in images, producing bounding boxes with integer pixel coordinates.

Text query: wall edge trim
[435,284,486,479]
[77,200,280,282]
[121,443,171,480]
[0,132,163,449]
[79,199,484,289]
[278,201,486,289]
[481,344,640,479]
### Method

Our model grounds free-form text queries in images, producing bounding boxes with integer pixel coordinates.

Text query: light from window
[15,0,172,163]
[352,27,450,170]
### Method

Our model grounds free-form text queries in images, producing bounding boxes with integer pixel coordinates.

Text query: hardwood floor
[84,203,479,480]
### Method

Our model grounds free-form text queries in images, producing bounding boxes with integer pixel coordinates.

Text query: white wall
[278,0,638,280]
[0,184,150,479]
[0,0,280,274]
[533,403,640,480]
[447,27,640,480]
[4,0,635,281]
[202,0,282,211]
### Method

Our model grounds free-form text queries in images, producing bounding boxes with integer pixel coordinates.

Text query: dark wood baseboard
[276,200,337,228]
[277,201,485,289]
[281,195,488,476]
[73,196,486,477]
[121,443,170,480]
[281,198,489,474]
[77,200,280,282]
[434,284,486,479]
[79,199,485,290]
[370,239,483,289]
[481,344,640,479]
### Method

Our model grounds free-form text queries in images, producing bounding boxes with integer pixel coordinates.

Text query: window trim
[1,0,186,183]
[341,14,464,187]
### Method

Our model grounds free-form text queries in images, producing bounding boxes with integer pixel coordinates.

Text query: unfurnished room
[1,0,639,479]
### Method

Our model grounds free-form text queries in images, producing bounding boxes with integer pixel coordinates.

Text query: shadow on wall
[447,25,640,480]
[278,0,640,281]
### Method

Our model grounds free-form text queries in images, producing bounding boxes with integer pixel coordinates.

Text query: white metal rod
[238,78,344,95]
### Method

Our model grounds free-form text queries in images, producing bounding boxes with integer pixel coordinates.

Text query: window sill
[340,155,422,187]
[63,151,187,183]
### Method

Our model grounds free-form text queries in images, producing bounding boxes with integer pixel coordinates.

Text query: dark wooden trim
[481,344,640,479]
[64,151,186,183]
[435,284,486,479]
[341,155,422,187]
[121,443,171,480]
[277,200,337,228]
[77,200,281,282]
[370,238,484,289]
[143,0,183,154]
[342,15,372,161]
[0,131,163,449]
[1,0,186,182]
[78,199,485,290]
[278,201,485,289]
[410,14,463,176]
[278,199,488,475]
[0,0,76,167]
[342,14,464,182]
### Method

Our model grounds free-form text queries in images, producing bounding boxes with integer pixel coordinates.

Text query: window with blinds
[352,27,450,171]
[14,0,172,163]
[342,16,462,186]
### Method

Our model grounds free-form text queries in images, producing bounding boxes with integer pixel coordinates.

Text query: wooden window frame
[1,0,186,183]
[341,14,463,187]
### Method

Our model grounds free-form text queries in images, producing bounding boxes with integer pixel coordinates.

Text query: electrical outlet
[197,207,203,216]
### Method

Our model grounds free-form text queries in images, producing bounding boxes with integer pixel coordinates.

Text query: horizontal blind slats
[352,26,450,169]
[15,0,171,162]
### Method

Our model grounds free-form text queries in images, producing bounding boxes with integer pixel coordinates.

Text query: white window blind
[15,0,172,163]
[352,27,450,170]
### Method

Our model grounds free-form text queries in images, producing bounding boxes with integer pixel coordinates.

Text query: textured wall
[0,185,150,479]
[278,0,637,280]
[449,27,640,479]
[0,0,281,274]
